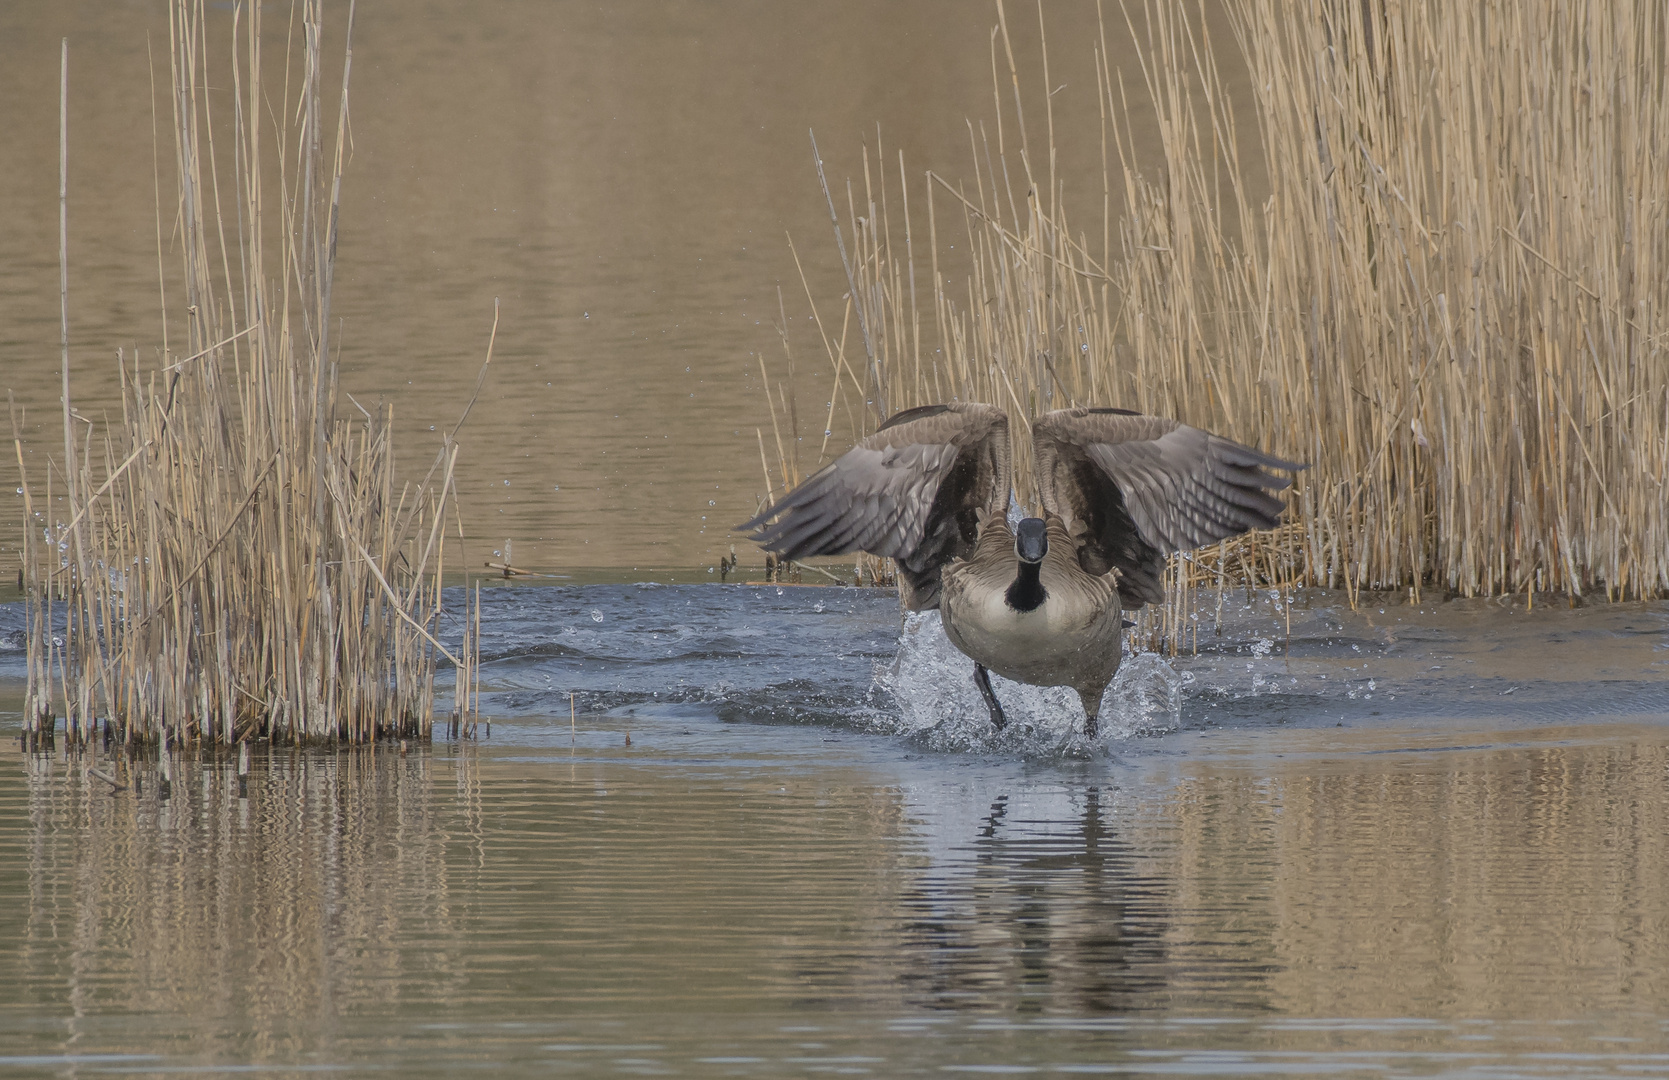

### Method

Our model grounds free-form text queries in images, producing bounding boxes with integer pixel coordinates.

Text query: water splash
[870,611,1184,755]
[1103,652,1190,737]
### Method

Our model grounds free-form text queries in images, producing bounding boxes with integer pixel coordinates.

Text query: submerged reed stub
[11,0,482,746]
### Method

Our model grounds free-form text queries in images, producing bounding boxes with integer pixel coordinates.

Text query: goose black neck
[1005,559,1047,612]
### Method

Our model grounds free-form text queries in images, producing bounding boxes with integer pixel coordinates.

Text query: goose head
[1004,517,1050,613]
[1013,517,1048,564]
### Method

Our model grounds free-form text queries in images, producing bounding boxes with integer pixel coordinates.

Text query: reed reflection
[0,739,926,1051]
[1142,729,1669,1017]
[1,743,482,1061]
[2,722,1667,1068]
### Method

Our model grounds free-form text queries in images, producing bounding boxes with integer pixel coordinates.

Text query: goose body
[939,513,1126,726]
[739,403,1303,736]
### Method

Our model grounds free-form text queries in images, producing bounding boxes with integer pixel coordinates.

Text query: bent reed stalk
[757,0,1669,626]
[11,0,483,748]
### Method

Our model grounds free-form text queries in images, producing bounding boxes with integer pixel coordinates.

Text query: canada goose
[738,403,1304,736]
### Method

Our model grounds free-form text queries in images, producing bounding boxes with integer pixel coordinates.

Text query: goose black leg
[973,663,1007,730]
[1077,687,1105,740]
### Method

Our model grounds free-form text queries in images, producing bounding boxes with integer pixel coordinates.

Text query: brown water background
[0,0,1196,576]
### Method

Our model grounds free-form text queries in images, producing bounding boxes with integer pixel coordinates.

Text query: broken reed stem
[759,0,1669,610]
[16,0,480,748]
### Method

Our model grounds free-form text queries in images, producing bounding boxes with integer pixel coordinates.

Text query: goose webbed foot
[972,664,1007,730]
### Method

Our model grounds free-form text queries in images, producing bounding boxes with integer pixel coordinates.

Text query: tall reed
[12,0,482,747]
[760,0,1669,610]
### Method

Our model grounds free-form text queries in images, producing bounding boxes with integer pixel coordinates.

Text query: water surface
[2,586,1667,1076]
[0,1,1201,573]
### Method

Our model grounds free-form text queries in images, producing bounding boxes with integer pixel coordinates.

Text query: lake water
[0,0,1194,575]
[4,584,1668,1076]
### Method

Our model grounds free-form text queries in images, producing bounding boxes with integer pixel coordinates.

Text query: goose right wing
[738,402,1010,609]
[1034,407,1305,607]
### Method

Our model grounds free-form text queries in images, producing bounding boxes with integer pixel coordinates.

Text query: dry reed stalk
[757,0,1669,615]
[13,0,481,747]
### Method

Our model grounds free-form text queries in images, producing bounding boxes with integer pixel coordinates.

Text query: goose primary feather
[739,403,1304,736]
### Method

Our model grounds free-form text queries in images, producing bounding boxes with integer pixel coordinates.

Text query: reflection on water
[895,786,1176,1015]
[4,722,1669,1075]
[2,586,1668,1074]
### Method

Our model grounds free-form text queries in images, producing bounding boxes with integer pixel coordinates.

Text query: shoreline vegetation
[10,0,482,750]
[755,0,1669,637]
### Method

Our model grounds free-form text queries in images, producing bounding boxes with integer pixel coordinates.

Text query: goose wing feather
[738,402,1010,609]
[1034,408,1304,608]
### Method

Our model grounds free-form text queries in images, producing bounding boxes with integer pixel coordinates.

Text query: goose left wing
[1034,407,1305,607]
[738,402,1010,609]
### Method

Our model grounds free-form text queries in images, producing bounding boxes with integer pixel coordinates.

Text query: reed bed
[11,0,482,748]
[758,0,1669,619]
